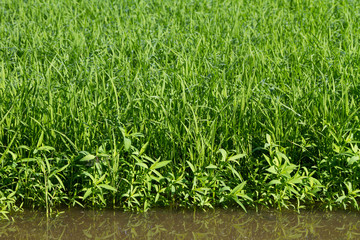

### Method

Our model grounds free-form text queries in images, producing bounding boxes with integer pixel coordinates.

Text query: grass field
[1,0,360,218]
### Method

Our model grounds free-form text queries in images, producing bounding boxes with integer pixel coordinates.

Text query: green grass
[1,0,360,218]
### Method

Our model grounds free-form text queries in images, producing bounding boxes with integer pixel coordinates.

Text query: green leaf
[17,145,31,151]
[230,181,247,195]
[287,177,303,185]
[50,163,70,178]
[217,149,227,162]
[276,152,290,163]
[7,151,17,161]
[139,142,149,156]
[228,165,243,181]
[347,155,359,165]
[37,160,46,174]
[96,174,106,185]
[98,184,117,192]
[332,143,341,153]
[336,195,347,203]
[228,154,246,162]
[37,146,55,152]
[150,160,171,170]
[266,166,277,175]
[206,164,217,169]
[80,154,96,162]
[151,169,163,179]
[136,162,148,169]
[155,193,160,202]
[7,191,16,199]
[83,171,95,182]
[232,196,247,212]
[187,161,196,173]
[268,179,281,185]
[97,153,110,158]
[36,131,44,149]
[150,174,161,182]
[288,187,300,196]
[142,155,156,164]
[54,175,65,189]
[0,132,17,165]
[124,137,131,151]
[220,186,231,192]
[83,188,92,200]
[21,158,37,162]
[266,133,271,145]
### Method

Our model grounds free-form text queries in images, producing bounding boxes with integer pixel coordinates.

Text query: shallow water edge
[1,208,360,240]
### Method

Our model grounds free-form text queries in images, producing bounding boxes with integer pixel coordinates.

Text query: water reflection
[1,208,360,239]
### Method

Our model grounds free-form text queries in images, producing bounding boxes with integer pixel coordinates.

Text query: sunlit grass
[1,0,360,218]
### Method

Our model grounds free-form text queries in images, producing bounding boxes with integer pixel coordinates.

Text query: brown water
[1,208,360,240]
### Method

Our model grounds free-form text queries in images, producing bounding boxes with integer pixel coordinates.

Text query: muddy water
[1,208,360,240]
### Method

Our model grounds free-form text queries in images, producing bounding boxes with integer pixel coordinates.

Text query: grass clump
[1,0,360,218]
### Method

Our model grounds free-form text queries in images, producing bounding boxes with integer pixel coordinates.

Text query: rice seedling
[1,0,360,218]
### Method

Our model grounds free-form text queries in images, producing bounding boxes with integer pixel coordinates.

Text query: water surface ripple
[1,208,360,239]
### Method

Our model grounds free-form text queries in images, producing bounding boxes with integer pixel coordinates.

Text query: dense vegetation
[1,0,360,218]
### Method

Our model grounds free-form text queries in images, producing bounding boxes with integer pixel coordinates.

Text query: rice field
[1,0,360,218]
